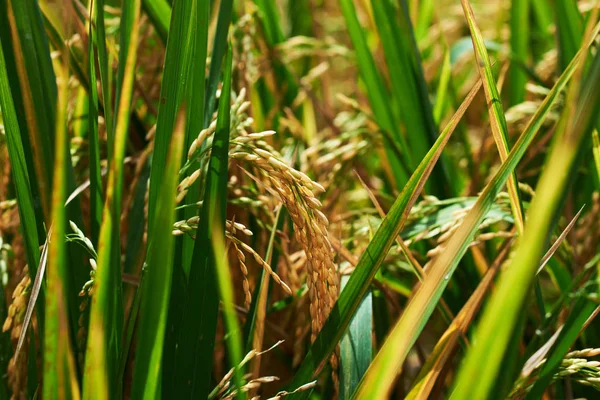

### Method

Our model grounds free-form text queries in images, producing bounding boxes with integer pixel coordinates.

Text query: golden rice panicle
[210,341,285,399]
[231,235,292,296]
[230,131,339,339]
[3,266,31,400]
[232,240,251,310]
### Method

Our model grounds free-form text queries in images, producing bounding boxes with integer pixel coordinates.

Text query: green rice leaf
[173,45,234,399]
[43,51,80,400]
[131,110,184,400]
[509,0,530,105]
[88,0,104,246]
[338,0,409,189]
[461,0,525,234]
[83,0,141,397]
[142,0,171,44]
[339,275,372,400]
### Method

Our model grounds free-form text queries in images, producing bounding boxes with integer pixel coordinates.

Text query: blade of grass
[179,0,210,276]
[509,0,530,105]
[43,49,80,400]
[118,263,145,387]
[173,46,234,399]
[83,0,141,397]
[212,200,245,399]
[593,130,600,183]
[537,206,584,275]
[253,0,285,44]
[37,4,89,96]
[203,0,233,131]
[0,32,46,389]
[252,0,299,106]
[13,236,48,363]
[3,0,57,223]
[555,0,583,71]
[451,31,600,400]
[111,0,138,154]
[338,0,409,189]
[370,0,426,165]
[531,0,553,47]
[0,27,41,277]
[415,0,434,41]
[463,0,549,338]
[339,274,372,400]
[433,51,452,124]
[379,0,454,196]
[461,0,525,235]
[349,22,600,399]
[142,0,171,44]
[88,0,103,246]
[405,239,513,400]
[92,0,112,166]
[286,78,481,400]
[131,111,184,400]
[147,0,202,237]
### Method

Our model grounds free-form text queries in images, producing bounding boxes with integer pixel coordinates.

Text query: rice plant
[1,0,600,399]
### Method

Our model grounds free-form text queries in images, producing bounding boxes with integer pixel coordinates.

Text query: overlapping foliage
[1,0,600,399]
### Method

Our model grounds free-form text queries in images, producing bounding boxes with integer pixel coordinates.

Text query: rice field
[1,0,600,399]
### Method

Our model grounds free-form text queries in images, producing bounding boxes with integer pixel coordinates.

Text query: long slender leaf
[0,23,41,277]
[405,239,513,400]
[43,50,80,400]
[509,0,530,105]
[88,0,103,246]
[173,45,234,399]
[92,0,112,166]
[147,0,199,237]
[379,0,453,196]
[142,0,171,44]
[131,111,184,400]
[203,0,234,132]
[178,0,212,274]
[555,0,583,71]
[83,0,141,397]
[213,193,245,400]
[3,0,56,223]
[339,275,372,400]
[338,0,409,189]
[461,0,525,234]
